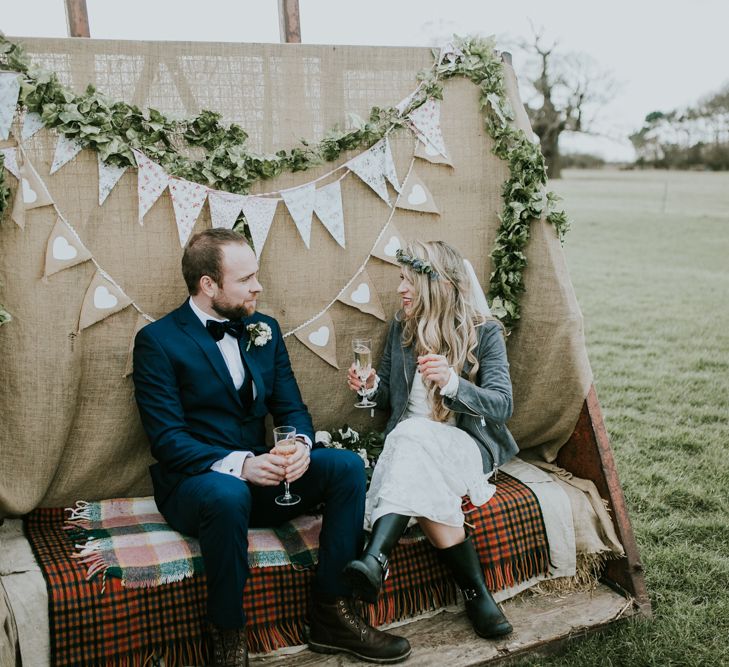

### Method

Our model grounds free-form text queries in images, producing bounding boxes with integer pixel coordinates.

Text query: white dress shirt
[189,297,310,480]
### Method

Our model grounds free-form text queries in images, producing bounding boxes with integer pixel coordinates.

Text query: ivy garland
[0,33,568,331]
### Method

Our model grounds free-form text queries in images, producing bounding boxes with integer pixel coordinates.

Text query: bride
[344,240,518,639]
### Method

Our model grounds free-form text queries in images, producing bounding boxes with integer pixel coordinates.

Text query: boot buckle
[375,552,390,579]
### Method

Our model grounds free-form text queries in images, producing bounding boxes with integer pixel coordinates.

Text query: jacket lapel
[400,338,417,392]
[175,301,242,408]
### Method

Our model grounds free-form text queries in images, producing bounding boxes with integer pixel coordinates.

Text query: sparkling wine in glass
[272,426,301,506]
[352,338,376,409]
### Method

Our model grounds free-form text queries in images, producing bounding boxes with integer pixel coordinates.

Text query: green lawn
[516,169,729,666]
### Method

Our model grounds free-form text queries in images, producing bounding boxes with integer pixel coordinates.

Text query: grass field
[516,169,729,666]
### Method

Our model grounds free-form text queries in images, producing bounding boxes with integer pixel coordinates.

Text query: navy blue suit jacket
[133,301,315,506]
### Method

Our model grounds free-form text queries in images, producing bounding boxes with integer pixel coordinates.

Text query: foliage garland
[0,33,568,331]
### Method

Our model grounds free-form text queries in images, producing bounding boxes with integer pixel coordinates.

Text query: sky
[4,0,729,160]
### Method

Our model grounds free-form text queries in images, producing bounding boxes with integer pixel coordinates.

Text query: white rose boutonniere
[246,322,273,351]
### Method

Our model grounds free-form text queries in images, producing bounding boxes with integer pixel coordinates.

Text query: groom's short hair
[182,228,249,294]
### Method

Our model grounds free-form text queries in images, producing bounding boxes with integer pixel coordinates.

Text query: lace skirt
[365,417,496,528]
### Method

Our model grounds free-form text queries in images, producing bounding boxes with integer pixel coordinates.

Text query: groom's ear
[199,275,217,297]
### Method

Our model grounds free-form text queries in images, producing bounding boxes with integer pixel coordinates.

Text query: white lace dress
[365,371,497,528]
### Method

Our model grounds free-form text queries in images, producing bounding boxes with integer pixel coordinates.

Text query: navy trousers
[159,448,366,629]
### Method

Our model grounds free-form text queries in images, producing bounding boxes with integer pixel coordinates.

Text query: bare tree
[518,28,616,179]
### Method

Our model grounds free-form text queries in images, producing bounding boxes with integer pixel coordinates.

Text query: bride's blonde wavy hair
[399,240,490,423]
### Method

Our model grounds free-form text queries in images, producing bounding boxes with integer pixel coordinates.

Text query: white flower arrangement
[245,322,272,351]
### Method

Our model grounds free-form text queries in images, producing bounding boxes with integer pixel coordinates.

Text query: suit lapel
[175,302,243,408]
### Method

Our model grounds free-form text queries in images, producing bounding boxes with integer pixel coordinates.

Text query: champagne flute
[272,426,301,506]
[352,338,376,409]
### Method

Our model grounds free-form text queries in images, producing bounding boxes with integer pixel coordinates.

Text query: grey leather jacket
[372,316,519,473]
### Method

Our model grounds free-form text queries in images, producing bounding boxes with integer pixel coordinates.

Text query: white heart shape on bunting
[384,236,401,257]
[94,285,118,310]
[308,326,330,347]
[351,283,370,304]
[52,236,78,261]
[407,184,428,206]
[22,179,38,204]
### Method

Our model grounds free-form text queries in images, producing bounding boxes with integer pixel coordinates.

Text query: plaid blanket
[24,472,549,667]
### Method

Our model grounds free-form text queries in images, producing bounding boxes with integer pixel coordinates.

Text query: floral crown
[395,249,440,280]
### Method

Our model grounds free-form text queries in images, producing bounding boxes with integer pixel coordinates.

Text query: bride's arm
[441,321,513,424]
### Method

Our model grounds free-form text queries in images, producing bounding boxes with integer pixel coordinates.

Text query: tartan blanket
[24,472,550,667]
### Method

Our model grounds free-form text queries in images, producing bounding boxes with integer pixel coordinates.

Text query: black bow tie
[206,319,246,342]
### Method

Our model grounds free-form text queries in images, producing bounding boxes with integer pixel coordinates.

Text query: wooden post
[278,0,301,43]
[64,0,91,38]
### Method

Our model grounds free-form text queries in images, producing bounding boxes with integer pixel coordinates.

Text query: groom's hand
[242,453,287,486]
[283,442,310,483]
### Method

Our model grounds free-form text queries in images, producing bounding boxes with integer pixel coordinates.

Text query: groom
[133,229,410,667]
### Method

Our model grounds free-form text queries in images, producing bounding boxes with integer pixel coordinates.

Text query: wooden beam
[278,0,301,43]
[64,0,90,38]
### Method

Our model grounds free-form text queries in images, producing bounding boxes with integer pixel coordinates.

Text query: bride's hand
[417,354,450,388]
[347,364,376,392]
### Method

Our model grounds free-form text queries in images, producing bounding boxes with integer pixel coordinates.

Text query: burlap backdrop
[0,38,591,517]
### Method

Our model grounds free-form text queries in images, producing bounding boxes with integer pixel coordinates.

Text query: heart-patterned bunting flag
[50,134,84,175]
[347,141,391,205]
[169,177,208,247]
[0,147,20,179]
[337,268,385,321]
[11,154,54,229]
[78,270,133,332]
[281,182,316,249]
[415,137,453,166]
[382,137,401,192]
[407,99,449,159]
[98,155,127,206]
[133,149,170,225]
[371,222,406,266]
[123,312,153,377]
[21,111,44,141]
[313,180,345,248]
[0,72,21,141]
[396,169,439,214]
[294,311,339,369]
[208,190,246,230]
[241,196,279,257]
[44,217,92,278]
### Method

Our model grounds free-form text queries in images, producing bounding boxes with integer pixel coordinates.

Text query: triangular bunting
[294,311,339,369]
[21,111,44,141]
[438,41,465,65]
[396,169,439,214]
[50,133,84,175]
[0,147,20,179]
[133,149,170,225]
[11,154,54,229]
[241,196,279,257]
[44,217,92,278]
[123,312,153,377]
[0,72,21,141]
[395,90,417,116]
[281,183,316,249]
[347,141,391,205]
[98,155,127,206]
[371,223,406,266]
[338,268,386,321]
[209,190,246,230]
[415,138,453,166]
[407,99,449,159]
[313,180,345,248]
[169,177,208,247]
[382,137,401,192]
[78,270,133,332]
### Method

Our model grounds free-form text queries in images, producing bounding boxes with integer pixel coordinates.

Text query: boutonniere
[246,322,272,351]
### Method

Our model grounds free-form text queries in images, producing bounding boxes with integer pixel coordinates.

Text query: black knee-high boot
[438,536,513,639]
[343,514,410,603]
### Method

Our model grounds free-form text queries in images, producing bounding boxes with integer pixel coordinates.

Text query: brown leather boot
[208,625,248,667]
[308,595,411,663]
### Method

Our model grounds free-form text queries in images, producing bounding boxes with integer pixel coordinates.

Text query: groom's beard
[211,296,253,321]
